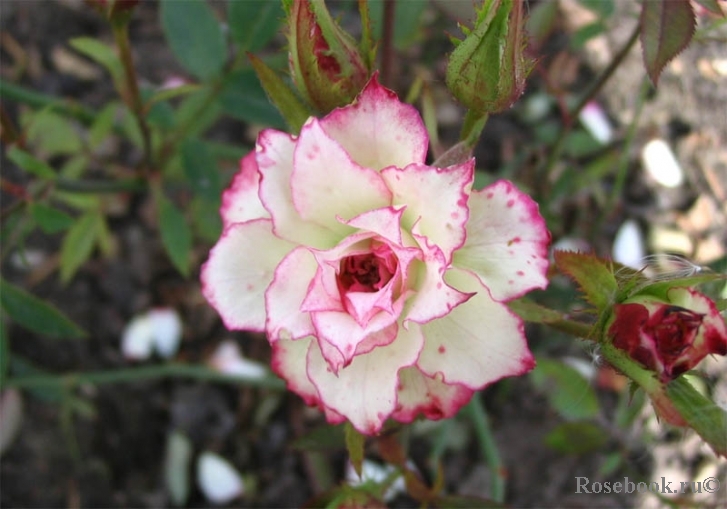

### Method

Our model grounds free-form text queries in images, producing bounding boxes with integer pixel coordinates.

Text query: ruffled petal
[417,268,535,389]
[344,206,405,246]
[265,246,318,341]
[319,75,429,170]
[201,219,294,331]
[292,118,392,235]
[453,180,550,302]
[404,245,473,325]
[220,152,269,228]
[392,366,474,423]
[381,160,474,263]
[306,324,425,435]
[256,129,338,248]
[271,336,320,406]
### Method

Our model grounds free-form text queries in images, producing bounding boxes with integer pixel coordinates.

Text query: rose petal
[201,219,294,331]
[306,324,424,435]
[265,246,318,341]
[343,206,406,246]
[220,152,269,228]
[381,160,473,263]
[291,118,392,235]
[404,245,473,325]
[208,340,268,380]
[148,308,183,359]
[121,314,154,360]
[392,367,473,423]
[453,180,550,302]
[312,309,399,371]
[319,75,429,170]
[196,452,244,504]
[271,336,321,407]
[417,268,535,389]
[256,129,338,248]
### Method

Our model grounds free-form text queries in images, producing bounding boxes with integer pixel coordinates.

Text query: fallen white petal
[345,460,406,502]
[612,219,645,269]
[641,138,684,188]
[197,451,245,505]
[148,308,183,359]
[208,341,267,379]
[579,102,613,144]
[121,314,154,360]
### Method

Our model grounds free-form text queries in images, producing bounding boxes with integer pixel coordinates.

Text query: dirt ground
[1,1,726,508]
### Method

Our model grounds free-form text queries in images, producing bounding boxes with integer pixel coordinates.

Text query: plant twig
[7,363,286,391]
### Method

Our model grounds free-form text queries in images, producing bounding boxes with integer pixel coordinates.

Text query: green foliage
[554,251,618,313]
[530,358,600,421]
[155,189,192,277]
[7,147,56,179]
[160,0,227,80]
[69,37,125,92]
[544,422,608,455]
[218,69,286,127]
[181,138,222,201]
[345,422,365,478]
[29,203,74,234]
[0,279,87,339]
[639,0,696,85]
[228,0,284,52]
[60,210,105,283]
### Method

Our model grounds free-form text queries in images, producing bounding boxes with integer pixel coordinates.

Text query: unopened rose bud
[288,0,370,113]
[446,0,533,114]
[607,288,727,383]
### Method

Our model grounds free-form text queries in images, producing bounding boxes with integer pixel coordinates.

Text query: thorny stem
[466,395,506,504]
[379,0,396,88]
[112,21,153,174]
[6,363,286,391]
[537,21,641,181]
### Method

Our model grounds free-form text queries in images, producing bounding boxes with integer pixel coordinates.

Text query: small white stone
[612,219,645,269]
[121,314,154,360]
[641,138,684,188]
[197,452,245,505]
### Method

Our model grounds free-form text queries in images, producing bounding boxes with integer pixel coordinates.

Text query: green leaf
[344,422,365,478]
[191,196,223,243]
[577,0,615,17]
[88,103,119,150]
[218,68,286,128]
[29,203,74,234]
[155,190,192,277]
[248,55,310,133]
[369,0,427,49]
[60,211,102,283]
[666,377,727,457]
[0,278,87,339]
[228,0,283,52]
[68,37,125,91]
[640,0,696,85]
[530,358,600,421]
[554,250,618,312]
[181,138,221,201]
[7,147,56,179]
[160,0,226,80]
[144,84,201,110]
[22,109,83,157]
[544,421,608,454]
[174,88,223,138]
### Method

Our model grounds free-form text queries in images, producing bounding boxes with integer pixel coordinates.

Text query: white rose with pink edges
[201,76,550,434]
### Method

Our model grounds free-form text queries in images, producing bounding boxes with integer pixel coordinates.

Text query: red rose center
[338,247,397,294]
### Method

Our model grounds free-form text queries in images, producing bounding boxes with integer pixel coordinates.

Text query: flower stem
[111,20,153,174]
[379,0,396,88]
[6,363,286,391]
[460,110,489,149]
[466,394,505,504]
[537,21,641,181]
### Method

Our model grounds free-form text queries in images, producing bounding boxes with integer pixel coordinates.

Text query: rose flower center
[338,247,397,294]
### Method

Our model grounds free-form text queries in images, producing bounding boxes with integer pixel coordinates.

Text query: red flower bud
[608,288,727,382]
[288,0,370,114]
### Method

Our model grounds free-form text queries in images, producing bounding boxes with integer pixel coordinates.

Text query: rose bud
[608,287,727,383]
[446,0,533,114]
[288,0,370,114]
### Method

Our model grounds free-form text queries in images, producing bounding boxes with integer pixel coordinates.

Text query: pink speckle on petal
[517,270,524,276]
[438,345,446,354]
[486,192,494,199]
[507,199,515,208]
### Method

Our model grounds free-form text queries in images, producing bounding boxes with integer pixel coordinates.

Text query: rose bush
[608,287,727,382]
[201,76,550,434]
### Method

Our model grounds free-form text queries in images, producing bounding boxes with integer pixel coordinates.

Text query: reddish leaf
[640,0,696,85]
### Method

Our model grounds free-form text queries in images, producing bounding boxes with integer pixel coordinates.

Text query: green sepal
[554,250,618,313]
[344,421,365,478]
[248,54,311,135]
